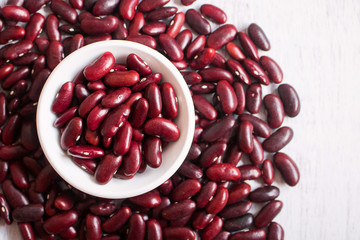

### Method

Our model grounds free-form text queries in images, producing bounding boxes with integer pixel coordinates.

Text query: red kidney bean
[142,137,161,168]
[201,115,236,143]
[121,140,141,175]
[167,12,185,38]
[75,83,89,101]
[227,59,251,85]
[264,94,285,128]
[178,160,202,179]
[86,104,109,131]
[228,183,251,205]
[192,181,216,208]
[199,67,234,83]
[206,187,228,214]
[54,190,75,211]
[3,40,33,61]
[248,23,271,51]
[217,80,237,114]
[223,144,241,166]
[0,193,12,224]
[102,206,131,233]
[219,200,252,219]
[176,29,193,51]
[146,219,162,240]
[85,127,100,145]
[274,152,300,186]
[190,83,214,94]
[162,199,196,220]
[59,24,81,35]
[207,24,237,50]
[209,53,225,69]
[142,22,167,35]
[201,216,223,240]
[85,33,112,45]
[2,6,30,22]
[78,90,106,117]
[112,19,128,40]
[28,68,50,102]
[43,210,78,234]
[22,159,41,179]
[59,226,77,239]
[7,98,20,115]
[83,52,115,81]
[186,35,206,60]
[254,200,283,228]
[31,55,46,78]
[128,12,145,36]
[127,213,146,239]
[146,6,178,22]
[12,204,44,222]
[73,157,97,174]
[119,0,139,20]
[9,161,28,189]
[46,40,63,70]
[0,144,30,161]
[206,163,241,182]
[246,83,262,113]
[237,120,254,154]
[129,190,161,208]
[60,117,83,150]
[199,142,226,168]
[159,33,184,61]
[127,99,148,128]
[104,70,140,87]
[249,137,264,165]
[259,56,283,84]
[144,83,162,118]
[0,63,14,81]
[189,48,216,70]
[152,196,170,219]
[181,71,201,85]
[192,95,217,120]
[0,161,8,183]
[185,9,211,35]
[243,58,270,85]
[160,82,178,118]
[12,52,39,66]
[200,4,227,24]
[23,0,50,13]
[163,227,196,240]
[24,13,45,42]
[170,179,201,202]
[267,222,284,240]
[2,179,29,208]
[238,114,270,138]
[35,165,58,193]
[51,82,75,114]
[238,165,261,181]
[88,80,107,92]
[126,54,152,77]
[138,0,169,12]
[67,145,104,159]
[70,0,83,9]
[2,66,29,90]
[0,26,25,44]
[81,16,119,35]
[50,0,77,24]
[85,214,102,240]
[226,42,245,61]
[223,213,254,232]
[18,223,35,240]
[112,120,132,155]
[278,84,300,117]
[181,0,196,5]
[2,114,21,145]
[92,0,119,15]
[0,94,6,126]
[132,73,161,92]
[45,14,60,41]
[126,35,157,49]
[262,126,293,152]
[172,60,187,69]
[89,202,117,216]
[249,186,280,203]
[238,32,259,61]
[54,106,78,128]
[143,117,180,142]
[262,159,275,185]
[192,210,214,230]
[229,229,266,240]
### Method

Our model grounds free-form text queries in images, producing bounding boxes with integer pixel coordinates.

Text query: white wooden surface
[2,0,360,239]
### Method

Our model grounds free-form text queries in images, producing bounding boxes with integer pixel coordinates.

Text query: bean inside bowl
[36,40,195,199]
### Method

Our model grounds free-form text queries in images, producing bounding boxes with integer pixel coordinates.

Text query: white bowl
[36,40,195,199]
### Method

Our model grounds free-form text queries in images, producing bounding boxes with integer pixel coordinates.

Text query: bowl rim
[36,40,195,199]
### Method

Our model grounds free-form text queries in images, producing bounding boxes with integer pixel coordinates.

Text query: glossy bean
[24,13,45,42]
[0,193,12,224]
[185,9,211,35]
[162,199,196,220]
[83,52,115,81]
[51,82,74,114]
[201,115,236,143]
[12,204,44,222]
[268,222,284,240]
[101,207,131,233]
[146,219,162,240]
[248,23,271,51]
[223,144,242,166]
[89,202,117,216]
[34,165,58,193]
[143,117,179,142]
[142,22,167,35]
[262,127,293,152]
[238,165,261,181]
[126,35,157,49]
[166,12,185,38]
[237,120,254,154]
[2,5,30,22]
[146,7,178,22]
[199,67,233,83]
[201,216,223,240]
[238,114,271,138]
[192,95,217,120]
[249,137,264,165]
[0,26,25,44]
[129,190,161,208]
[259,56,283,83]
[200,4,227,24]
[104,70,140,87]
[0,161,8,183]
[73,157,97,174]
[9,161,28,189]
[254,200,283,228]
[249,186,280,203]
[243,58,270,85]
[138,0,169,12]
[207,24,237,50]
[226,42,245,61]
[2,114,21,145]
[160,82,178,118]
[2,179,29,208]
[206,163,241,182]
[85,214,102,240]
[262,159,275,185]
[264,94,285,128]
[18,223,35,240]
[128,12,145,36]
[81,16,119,35]
[87,104,110,131]
[54,190,75,211]
[163,227,196,240]
[79,90,106,117]
[121,141,141,175]
[206,187,228,214]
[85,34,112,45]
[144,83,162,118]
[92,0,120,16]
[143,137,162,168]
[127,213,146,239]
[181,0,196,5]
[170,179,201,202]
[43,210,78,234]
[227,59,251,85]
[67,145,104,159]
[199,142,227,168]
[273,152,300,186]
[178,160,202,179]
[50,0,77,24]
[278,84,301,117]
[189,48,216,70]
[219,200,252,219]
[0,144,30,161]
[45,14,60,41]
[238,32,259,61]
[185,35,206,60]
[229,229,266,240]
[70,0,83,9]
[54,106,78,128]
[159,33,184,61]
[3,40,33,61]
[246,83,262,114]
[60,117,83,150]
[223,213,254,232]
[2,66,29,90]
[46,40,63,70]
[216,80,237,114]
[119,0,139,20]
[228,183,251,205]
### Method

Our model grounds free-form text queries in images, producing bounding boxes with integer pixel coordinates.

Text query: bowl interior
[36,40,194,199]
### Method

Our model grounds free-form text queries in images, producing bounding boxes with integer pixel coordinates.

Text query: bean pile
[0,0,301,239]
[52,52,180,184]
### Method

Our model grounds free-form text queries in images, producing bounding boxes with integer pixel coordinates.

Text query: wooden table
[1,0,360,239]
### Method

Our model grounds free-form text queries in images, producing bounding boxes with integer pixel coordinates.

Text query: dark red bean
[86,104,109,131]
[79,90,106,117]
[193,181,216,208]
[181,0,196,5]
[246,83,262,113]
[216,80,237,114]
[126,35,157,49]
[207,24,237,50]
[28,68,50,101]
[73,157,97,174]
[2,179,29,208]
[46,40,63,70]
[112,19,128,40]
[143,117,180,142]
[237,165,261,181]
[268,222,284,240]
[3,40,33,61]
[226,42,245,61]
[92,0,119,15]
[186,35,206,60]
[89,202,117,216]
[163,227,196,240]
[223,213,253,232]
[112,120,132,155]
[146,219,162,240]
[54,106,78,128]
[274,152,300,186]
[70,0,83,9]
[50,0,77,24]
[146,7,178,22]
[192,210,214,230]
[206,187,228,214]
[129,190,161,208]
[223,144,242,166]
[260,56,283,84]
[248,23,271,51]
[12,204,44,222]
[0,161,8,183]
[81,16,119,35]
[59,226,77,239]
[189,48,216,70]
[0,144,30,161]
[119,0,139,20]
[219,200,252,219]
[192,95,217,120]
[239,114,271,138]
[59,24,81,35]
[45,14,60,41]
[262,159,275,185]
[162,199,196,220]
[128,12,146,36]
[144,83,162,118]
[185,9,211,35]
[200,4,227,24]
[249,137,264,165]
[142,22,167,35]
[23,0,50,13]
[170,179,201,202]
[54,190,75,211]
[0,63,14,81]
[67,145,104,159]
[9,161,28,189]
[278,84,301,117]
[249,185,280,204]
[24,13,45,42]
[227,59,251,85]
[199,142,227,168]
[31,55,46,78]
[2,114,21,145]
[228,182,251,205]
[264,94,285,128]
[176,29,193,51]
[0,93,6,126]
[51,82,74,114]
[237,120,254,154]
[160,82,178,118]
[230,229,266,240]
[11,52,39,66]
[159,33,184,61]
[243,58,270,85]
[34,165,58,193]
[75,83,89,101]
[102,206,131,233]
[126,54,152,76]
[43,210,78,234]
[206,163,241,182]
[83,52,115,81]
[178,160,202,179]
[85,33,112,45]
[0,26,25,44]
[201,216,223,240]
[199,67,233,83]
[143,137,162,168]
[238,32,259,61]
[138,0,169,12]
[254,200,283,228]
[18,223,35,240]
[167,12,185,38]
[104,70,140,87]
[127,213,146,239]
[201,115,235,143]
[262,127,293,152]
[85,214,102,240]
[0,193,12,225]
[60,117,83,150]
[2,5,30,22]
[121,140,141,175]
[211,53,226,69]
